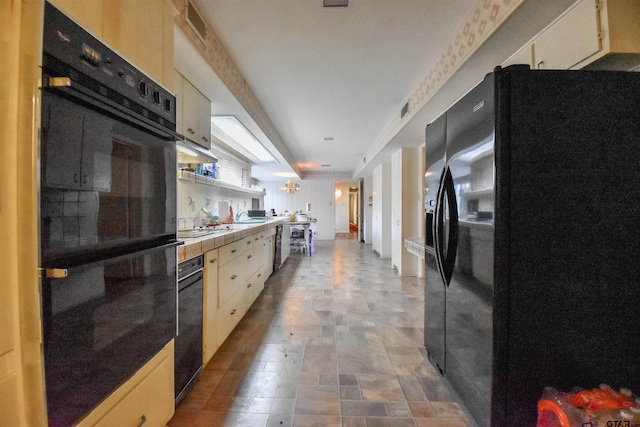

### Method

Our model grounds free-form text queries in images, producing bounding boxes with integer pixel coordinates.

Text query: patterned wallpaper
[173,0,524,179]
[368,0,525,161]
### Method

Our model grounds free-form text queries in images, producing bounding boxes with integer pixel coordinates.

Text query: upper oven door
[40,91,177,264]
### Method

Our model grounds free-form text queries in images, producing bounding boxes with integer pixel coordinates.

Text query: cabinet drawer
[245,270,265,309]
[95,350,173,427]
[219,237,254,266]
[218,289,246,345]
[218,255,247,308]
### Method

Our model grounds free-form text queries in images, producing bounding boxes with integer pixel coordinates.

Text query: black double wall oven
[40,3,179,425]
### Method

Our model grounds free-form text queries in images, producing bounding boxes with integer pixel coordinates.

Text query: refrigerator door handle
[441,169,459,286]
[433,169,447,286]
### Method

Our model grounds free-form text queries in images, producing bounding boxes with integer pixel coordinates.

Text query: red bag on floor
[537,385,640,427]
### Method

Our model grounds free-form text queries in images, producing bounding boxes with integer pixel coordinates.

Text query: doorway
[335,181,358,240]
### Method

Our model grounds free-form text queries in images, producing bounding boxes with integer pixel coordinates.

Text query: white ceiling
[184,0,577,181]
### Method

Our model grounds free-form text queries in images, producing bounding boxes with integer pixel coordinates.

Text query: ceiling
[184,0,577,181]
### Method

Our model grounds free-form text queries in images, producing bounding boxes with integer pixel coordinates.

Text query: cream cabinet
[503,0,640,71]
[532,0,600,70]
[49,0,104,37]
[78,341,174,427]
[176,74,212,149]
[51,0,174,86]
[203,249,219,364]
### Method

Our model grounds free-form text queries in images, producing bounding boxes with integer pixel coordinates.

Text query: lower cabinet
[218,287,247,345]
[203,249,219,364]
[81,341,174,427]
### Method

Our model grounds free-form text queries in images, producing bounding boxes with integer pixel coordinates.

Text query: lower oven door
[41,243,177,426]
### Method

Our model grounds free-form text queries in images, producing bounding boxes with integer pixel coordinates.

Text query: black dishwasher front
[175,255,204,404]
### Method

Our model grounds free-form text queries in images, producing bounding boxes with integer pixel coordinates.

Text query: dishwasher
[175,254,204,404]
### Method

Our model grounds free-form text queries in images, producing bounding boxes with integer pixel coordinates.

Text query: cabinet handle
[247,241,251,245]
[202,137,209,143]
[82,174,88,185]
[255,237,259,241]
[231,309,236,315]
[258,273,262,278]
[231,249,237,253]
[210,258,217,264]
[136,415,147,427]
[247,255,252,259]
[187,128,195,134]
[247,283,252,288]
[231,274,237,280]
[73,173,79,183]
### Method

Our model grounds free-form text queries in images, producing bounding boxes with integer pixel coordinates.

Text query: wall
[1,1,47,425]
[261,180,336,240]
[363,175,373,244]
[372,163,392,258]
[334,182,350,234]
[391,148,421,276]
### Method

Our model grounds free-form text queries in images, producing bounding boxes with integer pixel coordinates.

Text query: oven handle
[41,240,183,273]
[42,76,181,142]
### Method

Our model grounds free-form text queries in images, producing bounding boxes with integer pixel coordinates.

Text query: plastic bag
[537,385,640,427]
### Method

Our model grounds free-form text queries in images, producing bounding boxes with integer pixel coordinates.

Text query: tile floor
[168,239,472,427]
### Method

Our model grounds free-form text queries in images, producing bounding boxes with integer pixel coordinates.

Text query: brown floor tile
[169,241,476,427]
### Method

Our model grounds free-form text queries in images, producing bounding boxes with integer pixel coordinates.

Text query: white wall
[261,179,336,240]
[177,179,262,228]
[363,175,373,244]
[372,163,392,258]
[391,147,421,276]
[334,182,350,233]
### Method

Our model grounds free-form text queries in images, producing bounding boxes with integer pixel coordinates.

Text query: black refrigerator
[424,65,640,426]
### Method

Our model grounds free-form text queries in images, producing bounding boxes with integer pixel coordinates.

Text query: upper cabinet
[503,0,640,71]
[175,70,212,149]
[49,0,104,37]
[49,0,175,86]
[533,0,600,70]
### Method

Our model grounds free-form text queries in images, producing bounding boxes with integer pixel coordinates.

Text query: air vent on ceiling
[185,0,207,44]
[321,164,331,167]
[323,0,349,7]
[401,102,409,119]
[323,137,334,141]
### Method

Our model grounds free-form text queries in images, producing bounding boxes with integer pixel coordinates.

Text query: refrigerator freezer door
[424,113,447,373]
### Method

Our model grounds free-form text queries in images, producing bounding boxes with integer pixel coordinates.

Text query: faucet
[235,210,249,221]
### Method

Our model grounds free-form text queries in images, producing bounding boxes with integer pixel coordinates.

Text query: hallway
[169,239,470,427]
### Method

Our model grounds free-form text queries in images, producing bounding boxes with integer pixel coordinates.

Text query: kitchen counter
[178,218,289,261]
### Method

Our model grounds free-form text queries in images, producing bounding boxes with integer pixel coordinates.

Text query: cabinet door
[503,44,533,68]
[198,92,211,149]
[533,0,600,70]
[49,0,104,37]
[204,249,219,363]
[173,70,184,136]
[102,0,164,83]
[182,80,200,143]
[95,353,173,427]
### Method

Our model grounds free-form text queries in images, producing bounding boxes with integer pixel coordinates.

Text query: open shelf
[177,170,266,195]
